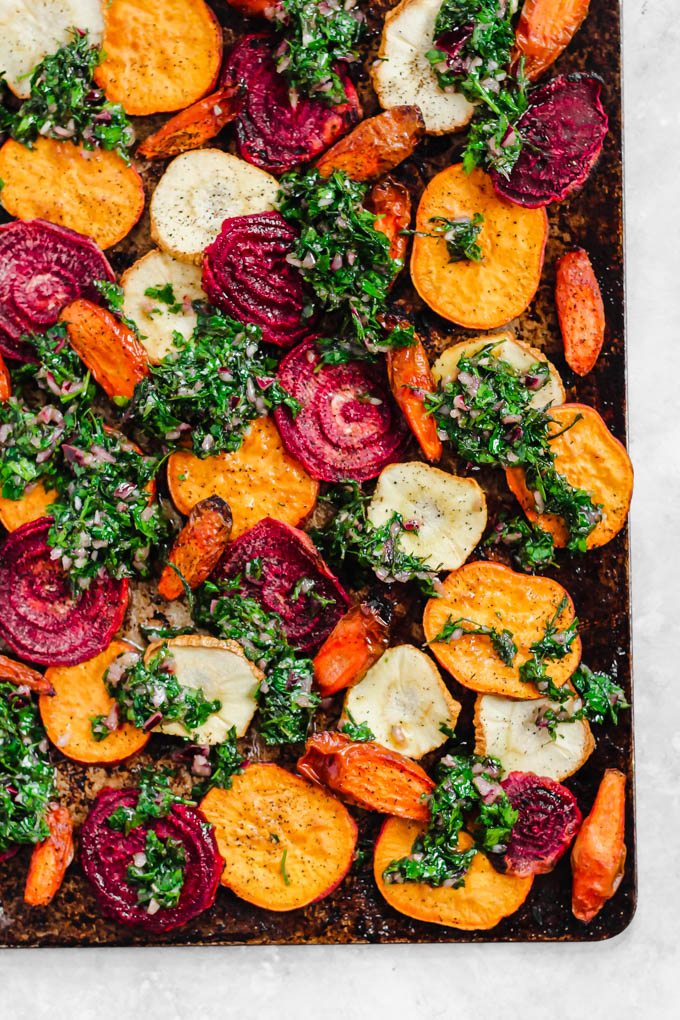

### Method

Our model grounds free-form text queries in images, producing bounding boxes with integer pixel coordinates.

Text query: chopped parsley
[0,683,55,853]
[280,847,291,885]
[485,515,557,573]
[338,711,375,742]
[535,664,630,739]
[126,830,186,913]
[0,397,69,500]
[430,615,517,666]
[414,213,485,262]
[191,728,247,799]
[143,283,183,316]
[518,597,579,691]
[19,322,95,406]
[107,768,190,835]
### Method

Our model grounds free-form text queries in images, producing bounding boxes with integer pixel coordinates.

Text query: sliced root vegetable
[94,0,222,115]
[200,763,357,911]
[159,496,233,601]
[366,177,411,269]
[23,805,74,907]
[555,248,605,376]
[512,0,592,81]
[214,517,350,652]
[120,250,206,364]
[167,416,319,537]
[315,106,425,181]
[0,482,57,534]
[0,353,10,399]
[374,821,532,929]
[368,462,487,573]
[0,653,53,695]
[505,404,633,550]
[423,561,581,698]
[499,772,581,877]
[474,691,595,782]
[0,139,144,250]
[386,336,442,462]
[150,149,279,264]
[145,635,263,744]
[371,0,474,135]
[137,84,244,160]
[571,768,626,923]
[411,165,548,329]
[222,34,361,174]
[313,598,392,697]
[0,219,114,363]
[41,640,149,764]
[274,339,409,483]
[491,74,608,208]
[298,731,434,820]
[59,298,149,401]
[343,644,460,759]
[431,331,565,410]
[0,517,129,666]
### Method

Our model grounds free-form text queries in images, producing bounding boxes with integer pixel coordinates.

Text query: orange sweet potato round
[410,165,548,329]
[423,561,581,699]
[0,138,144,250]
[95,0,223,115]
[0,482,57,533]
[374,820,533,929]
[505,404,633,550]
[200,763,357,911]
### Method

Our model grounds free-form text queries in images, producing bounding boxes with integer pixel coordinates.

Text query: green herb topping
[339,711,375,742]
[190,727,247,799]
[126,830,186,913]
[534,664,630,739]
[517,596,579,691]
[20,322,95,407]
[143,283,184,316]
[107,768,190,836]
[485,515,557,573]
[0,396,68,500]
[414,213,485,262]
[0,684,55,853]
[430,615,517,666]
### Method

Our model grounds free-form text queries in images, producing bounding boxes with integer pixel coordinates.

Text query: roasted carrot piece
[366,176,411,268]
[0,653,54,695]
[224,0,272,13]
[59,299,149,401]
[137,85,244,160]
[315,106,425,181]
[571,769,626,923]
[555,248,605,376]
[0,353,10,401]
[159,495,233,600]
[313,600,391,696]
[298,731,434,820]
[24,805,74,907]
[512,0,592,81]
[387,336,443,463]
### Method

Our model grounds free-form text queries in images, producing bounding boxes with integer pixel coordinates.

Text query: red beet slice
[215,517,350,651]
[274,339,409,482]
[80,787,222,933]
[0,219,114,362]
[0,517,128,667]
[203,212,312,348]
[222,34,361,174]
[498,771,582,877]
[492,74,608,208]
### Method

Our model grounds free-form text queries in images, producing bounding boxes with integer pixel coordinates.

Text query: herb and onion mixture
[415,213,485,263]
[431,615,517,666]
[534,664,630,739]
[20,322,95,407]
[0,683,55,853]
[106,769,189,835]
[485,515,557,572]
[339,711,375,742]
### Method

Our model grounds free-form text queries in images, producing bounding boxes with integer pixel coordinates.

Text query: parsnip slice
[343,644,460,759]
[150,150,279,264]
[371,0,474,135]
[145,635,263,744]
[367,462,486,572]
[474,692,595,782]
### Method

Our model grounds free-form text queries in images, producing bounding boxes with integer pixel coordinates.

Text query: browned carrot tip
[571,768,626,923]
[387,336,443,463]
[158,495,233,600]
[0,352,11,401]
[313,601,390,696]
[0,653,54,695]
[315,106,425,182]
[137,84,244,160]
[60,298,150,401]
[555,248,605,376]
[511,0,592,82]
[24,804,74,907]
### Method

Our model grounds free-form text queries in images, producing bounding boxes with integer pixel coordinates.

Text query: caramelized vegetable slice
[159,496,233,600]
[0,654,53,695]
[0,482,58,534]
[0,352,10,401]
[366,177,411,268]
[571,768,626,923]
[555,248,605,376]
[59,298,149,401]
[315,106,425,181]
[298,731,434,820]
[314,600,391,696]
[512,0,592,81]
[137,85,244,160]
[24,805,74,907]
[387,335,442,462]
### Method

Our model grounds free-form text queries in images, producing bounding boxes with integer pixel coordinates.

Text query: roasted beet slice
[274,339,409,482]
[0,517,128,666]
[0,219,114,362]
[215,517,350,651]
[492,74,608,208]
[80,787,222,933]
[203,212,312,348]
[498,771,582,877]
[222,34,361,174]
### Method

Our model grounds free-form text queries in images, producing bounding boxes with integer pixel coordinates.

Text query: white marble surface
[2,1,680,1015]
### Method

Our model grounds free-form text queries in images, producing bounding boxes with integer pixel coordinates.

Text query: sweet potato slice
[512,0,592,81]
[159,496,233,600]
[24,804,74,907]
[298,732,434,820]
[0,353,10,401]
[167,416,319,538]
[423,561,581,699]
[387,336,442,462]
[505,404,633,550]
[571,768,626,923]
[41,640,149,765]
[410,165,548,329]
[374,821,533,929]
[314,601,391,697]
[0,653,53,695]
[0,138,144,250]
[0,482,57,533]
[137,85,244,160]
[200,764,357,911]
[555,248,605,376]
[95,0,223,116]
[59,299,150,401]
[315,106,425,181]
[366,177,411,268]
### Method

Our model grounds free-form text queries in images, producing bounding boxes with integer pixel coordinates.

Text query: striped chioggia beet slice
[497,771,582,877]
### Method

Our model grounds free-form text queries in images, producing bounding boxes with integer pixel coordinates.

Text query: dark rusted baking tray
[0,0,634,945]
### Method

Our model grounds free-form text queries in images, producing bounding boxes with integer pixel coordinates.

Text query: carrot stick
[60,299,149,401]
[387,335,443,462]
[555,248,605,376]
[571,768,627,923]
[366,176,411,268]
[0,353,10,401]
[315,107,425,181]
[24,805,74,906]
[159,495,233,600]
[0,653,54,695]
[137,85,244,160]
[512,0,592,81]
[313,601,390,696]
